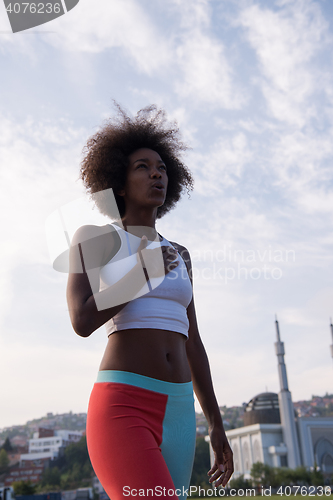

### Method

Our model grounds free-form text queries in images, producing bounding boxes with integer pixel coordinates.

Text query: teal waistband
[96,370,193,397]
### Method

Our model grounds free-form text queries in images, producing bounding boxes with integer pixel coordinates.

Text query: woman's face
[119,148,168,211]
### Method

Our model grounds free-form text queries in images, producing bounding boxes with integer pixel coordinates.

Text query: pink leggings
[86,370,196,500]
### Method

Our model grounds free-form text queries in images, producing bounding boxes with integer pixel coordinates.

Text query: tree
[1,438,13,452]
[293,466,311,485]
[190,437,211,488]
[0,449,9,469]
[12,481,37,495]
[229,474,251,491]
[58,436,93,490]
[250,462,272,488]
[13,436,94,493]
[65,436,91,468]
[310,464,324,486]
[41,466,61,487]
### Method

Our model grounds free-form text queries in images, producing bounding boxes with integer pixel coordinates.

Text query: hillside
[1,393,333,446]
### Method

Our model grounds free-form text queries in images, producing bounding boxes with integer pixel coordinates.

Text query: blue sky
[0,0,332,429]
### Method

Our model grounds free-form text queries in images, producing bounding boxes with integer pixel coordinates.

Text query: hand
[207,425,234,487]
[137,237,179,279]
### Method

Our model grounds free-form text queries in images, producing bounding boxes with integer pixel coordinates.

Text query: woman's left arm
[177,245,234,487]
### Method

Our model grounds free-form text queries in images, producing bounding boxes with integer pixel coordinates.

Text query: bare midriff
[99,328,192,383]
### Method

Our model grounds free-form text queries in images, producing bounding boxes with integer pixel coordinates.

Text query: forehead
[128,148,163,164]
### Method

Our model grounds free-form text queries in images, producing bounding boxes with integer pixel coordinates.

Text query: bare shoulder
[71,224,110,245]
[70,224,121,271]
[168,240,193,283]
[169,241,191,263]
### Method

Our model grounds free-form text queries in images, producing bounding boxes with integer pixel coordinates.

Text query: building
[3,428,83,487]
[208,319,333,480]
[226,392,289,474]
[18,428,83,471]
[4,466,44,487]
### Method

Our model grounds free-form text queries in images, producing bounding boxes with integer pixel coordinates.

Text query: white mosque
[209,319,333,480]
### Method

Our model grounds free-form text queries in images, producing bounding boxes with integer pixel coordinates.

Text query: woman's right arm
[66,225,148,338]
[66,225,179,338]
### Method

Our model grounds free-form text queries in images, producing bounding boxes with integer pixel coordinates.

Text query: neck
[121,208,158,229]
[120,208,158,239]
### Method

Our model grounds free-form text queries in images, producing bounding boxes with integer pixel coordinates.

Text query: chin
[149,195,166,206]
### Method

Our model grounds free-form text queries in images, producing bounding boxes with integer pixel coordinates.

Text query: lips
[151,182,165,190]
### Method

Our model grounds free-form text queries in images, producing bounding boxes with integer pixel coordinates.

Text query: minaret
[330,318,333,358]
[274,317,301,468]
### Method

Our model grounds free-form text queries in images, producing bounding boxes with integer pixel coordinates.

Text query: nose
[150,165,162,178]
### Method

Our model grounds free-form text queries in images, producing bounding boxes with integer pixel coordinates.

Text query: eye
[159,164,167,171]
[137,163,147,169]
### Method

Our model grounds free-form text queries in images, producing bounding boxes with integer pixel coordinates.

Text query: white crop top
[99,224,193,337]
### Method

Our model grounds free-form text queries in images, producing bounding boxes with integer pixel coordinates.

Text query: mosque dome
[243,392,281,425]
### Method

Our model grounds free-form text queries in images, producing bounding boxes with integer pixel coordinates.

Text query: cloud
[267,126,333,214]
[46,0,172,76]
[170,0,211,30]
[0,115,86,330]
[1,0,245,109]
[187,131,253,196]
[172,0,245,108]
[0,0,173,73]
[174,33,242,108]
[239,0,330,125]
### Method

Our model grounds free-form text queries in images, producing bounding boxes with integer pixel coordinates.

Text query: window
[243,442,251,472]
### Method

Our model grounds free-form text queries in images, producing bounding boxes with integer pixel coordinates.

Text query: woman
[66,105,233,499]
